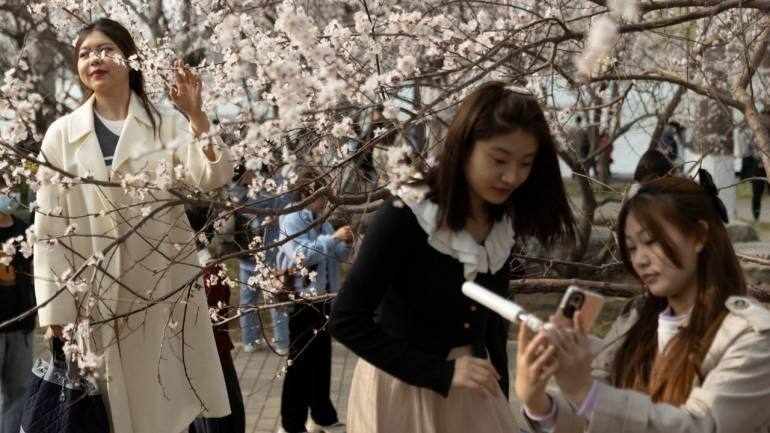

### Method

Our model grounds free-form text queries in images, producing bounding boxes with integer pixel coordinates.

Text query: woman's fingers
[468,359,500,396]
[182,62,201,86]
[517,323,530,355]
[175,60,199,91]
[171,60,185,101]
[456,372,492,399]
[453,356,502,399]
[570,311,590,349]
[172,61,204,105]
[174,59,187,85]
[468,369,498,398]
[524,332,549,364]
[530,345,557,375]
[184,65,195,86]
[574,311,587,337]
[539,356,560,382]
[471,357,501,381]
[547,317,572,353]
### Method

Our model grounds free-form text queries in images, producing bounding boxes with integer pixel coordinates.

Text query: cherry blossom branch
[89,205,338,326]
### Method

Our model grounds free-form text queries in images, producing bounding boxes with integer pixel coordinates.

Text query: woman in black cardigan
[329,82,575,432]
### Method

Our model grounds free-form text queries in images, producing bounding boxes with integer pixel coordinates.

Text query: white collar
[68,91,153,143]
[397,185,515,281]
[659,304,691,319]
[657,305,690,353]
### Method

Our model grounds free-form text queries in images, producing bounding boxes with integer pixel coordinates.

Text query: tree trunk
[27,28,58,153]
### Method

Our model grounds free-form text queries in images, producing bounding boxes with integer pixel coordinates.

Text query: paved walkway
[233,342,353,433]
[232,341,525,433]
[32,334,525,432]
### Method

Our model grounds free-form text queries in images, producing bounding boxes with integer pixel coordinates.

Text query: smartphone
[554,286,606,332]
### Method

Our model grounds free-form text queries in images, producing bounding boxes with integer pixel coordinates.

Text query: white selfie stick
[461,281,546,332]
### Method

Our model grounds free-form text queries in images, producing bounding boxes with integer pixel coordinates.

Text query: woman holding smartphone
[516,176,770,433]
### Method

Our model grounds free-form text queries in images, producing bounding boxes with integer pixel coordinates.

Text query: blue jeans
[0,330,33,433]
[239,259,289,350]
[269,308,290,351]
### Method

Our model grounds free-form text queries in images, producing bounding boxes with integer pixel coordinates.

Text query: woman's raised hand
[450,355,501,399]
[169,59,203,117]
[515,323,559,416]
[169,59,212,139]
[547,312,594,407]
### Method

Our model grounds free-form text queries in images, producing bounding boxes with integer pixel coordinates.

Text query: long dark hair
[74,18,160,137]
[633,150,673,182]
[418,81,574,246]
[613,177,746,404]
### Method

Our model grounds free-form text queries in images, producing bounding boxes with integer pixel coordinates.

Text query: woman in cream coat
[34,19,233,433]
[516,176,770,433]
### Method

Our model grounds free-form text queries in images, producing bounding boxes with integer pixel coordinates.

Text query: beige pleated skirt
[346,346,520,433]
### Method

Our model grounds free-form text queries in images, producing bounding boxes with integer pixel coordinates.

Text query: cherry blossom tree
[1,0,770,378]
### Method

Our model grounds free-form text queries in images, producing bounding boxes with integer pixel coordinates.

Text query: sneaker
[275,347,289,356]
[243,342,263,353]
[306,419,346,433]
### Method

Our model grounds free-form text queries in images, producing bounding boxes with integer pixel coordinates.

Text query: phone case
[556,286,606,332]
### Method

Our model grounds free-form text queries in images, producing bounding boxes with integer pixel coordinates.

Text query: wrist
[189,111,210,134]
[526,392,552,417]
[565,377,594,407]
[188,109,206,122]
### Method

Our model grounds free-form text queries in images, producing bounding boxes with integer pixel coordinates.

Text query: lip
[490,186,513,196]
[640,273,659,285]
[90,69,108,77]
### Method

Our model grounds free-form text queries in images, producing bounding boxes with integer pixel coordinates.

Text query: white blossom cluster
[60,320,105,385]
[0,68,44,148]
[575,16,620,81]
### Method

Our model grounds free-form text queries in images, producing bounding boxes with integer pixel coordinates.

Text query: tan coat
[34,93,234,433]
[525,295,770,433]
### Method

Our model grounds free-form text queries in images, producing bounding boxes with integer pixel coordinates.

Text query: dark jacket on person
[0,215,35,333]
[329,198,511,398]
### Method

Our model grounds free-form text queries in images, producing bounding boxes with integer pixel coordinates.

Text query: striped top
[93,111,124,168]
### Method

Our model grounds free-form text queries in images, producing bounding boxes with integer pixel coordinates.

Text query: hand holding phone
[553,286,605,332]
